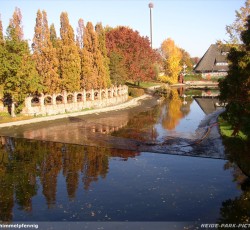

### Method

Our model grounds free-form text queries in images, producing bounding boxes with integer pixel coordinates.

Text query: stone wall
[21,85,128,116]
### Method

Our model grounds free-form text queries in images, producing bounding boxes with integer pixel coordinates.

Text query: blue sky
[0,0,246,57]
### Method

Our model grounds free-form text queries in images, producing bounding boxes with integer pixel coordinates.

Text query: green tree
[219,15,250,138]
[179,48,193,73]
[0,14,6,84]
[33,10,60,94]
[0,14,3,45]
[109,51,127,85]
[4,8,41,115]
[58,12,80,92]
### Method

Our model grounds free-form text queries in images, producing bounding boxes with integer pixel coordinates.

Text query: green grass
[139,81,162,88]
[218,116,247,140]
[184,74,203,81]
[0,112,33,124]
[126,81,161,89]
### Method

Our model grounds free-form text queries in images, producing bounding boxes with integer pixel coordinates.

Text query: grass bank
[219,115,250,177]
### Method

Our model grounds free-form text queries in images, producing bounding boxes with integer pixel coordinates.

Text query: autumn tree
[179,48,193,73]
[95,23,111,87]
[76,18,86,89]
[58,12,80,92]
[226,0,250,44]
[81,22,108,89]
[3,8,41,114]
[106,26,158,85]
[49,23,58,48]
[160,38,182,84]
[32,10,60,94]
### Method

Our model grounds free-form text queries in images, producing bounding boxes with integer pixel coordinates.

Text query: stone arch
[94,91,99,100]
[101,90,106,99]
[67,94,74,103]
[86,92,91,101]
[31,96,40,107]
[56,95,63,104]
[44,95,52,105]
[77,93,83,102]
[108,90,112,98]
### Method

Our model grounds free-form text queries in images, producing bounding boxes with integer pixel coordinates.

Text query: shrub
[128,88,145,97]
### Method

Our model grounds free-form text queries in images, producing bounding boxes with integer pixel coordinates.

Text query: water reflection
[0,136,249,223]
[0,137,139,221]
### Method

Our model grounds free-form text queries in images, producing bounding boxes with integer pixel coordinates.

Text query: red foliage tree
[106,26,159,84]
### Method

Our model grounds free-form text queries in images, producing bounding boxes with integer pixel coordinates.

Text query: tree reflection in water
[161,88,191,131]
[218,137,250,225]
[0,137,139,221]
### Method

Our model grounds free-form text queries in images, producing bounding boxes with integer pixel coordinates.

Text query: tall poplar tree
[0,14,3,45]
[33,10,60,94]
[58,12,80,92]
[4,8,41,114]
[82,22,107,89]
[95,23,111,87]
[50,23,58,48]
[76,18,85,89]
[0,14,5,107]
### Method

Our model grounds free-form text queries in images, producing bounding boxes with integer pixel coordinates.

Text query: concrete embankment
[0,94,152,128]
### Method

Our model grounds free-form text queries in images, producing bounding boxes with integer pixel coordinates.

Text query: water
[0,88,249,227]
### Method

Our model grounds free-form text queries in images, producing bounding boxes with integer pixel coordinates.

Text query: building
[194,44,230,79]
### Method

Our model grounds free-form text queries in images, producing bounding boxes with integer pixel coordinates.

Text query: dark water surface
[0,88,249,227]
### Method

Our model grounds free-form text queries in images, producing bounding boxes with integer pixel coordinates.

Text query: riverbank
[0,94,153,128]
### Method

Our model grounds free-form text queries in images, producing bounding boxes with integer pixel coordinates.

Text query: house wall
[201,72,228,79]
[21,85,128,116]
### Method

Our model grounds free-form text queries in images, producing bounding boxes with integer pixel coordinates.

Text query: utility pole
[148,2,154,48]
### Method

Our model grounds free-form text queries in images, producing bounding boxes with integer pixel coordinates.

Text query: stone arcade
[21,85,128,116]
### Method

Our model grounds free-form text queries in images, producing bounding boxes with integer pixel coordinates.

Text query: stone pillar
[73,92,78,103]
[25,97,32,109]
[106,88,109,99]
[63,91,67,104]
[114,86,117,97]
[99,89,102,100]
[83,89,86,102]
[40,93,45,107]
[111,87,114,97]
[91,89,94,101]
[52,94,56,105]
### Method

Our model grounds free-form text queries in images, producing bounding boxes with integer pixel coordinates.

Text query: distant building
[194,44,230,78]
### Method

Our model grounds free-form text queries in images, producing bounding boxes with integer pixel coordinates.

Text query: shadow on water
[0,87,249,225]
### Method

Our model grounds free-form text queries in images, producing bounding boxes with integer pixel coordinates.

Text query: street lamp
[148,2,154,48]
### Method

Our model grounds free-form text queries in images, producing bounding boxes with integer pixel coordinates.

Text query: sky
[0,0,246,57]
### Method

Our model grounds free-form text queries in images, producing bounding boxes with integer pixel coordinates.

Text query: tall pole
[148,2,153,48]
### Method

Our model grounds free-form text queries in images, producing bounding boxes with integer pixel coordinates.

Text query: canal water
[0,88,249,227]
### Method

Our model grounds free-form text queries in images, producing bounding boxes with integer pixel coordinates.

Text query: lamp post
[148,2,154,48]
